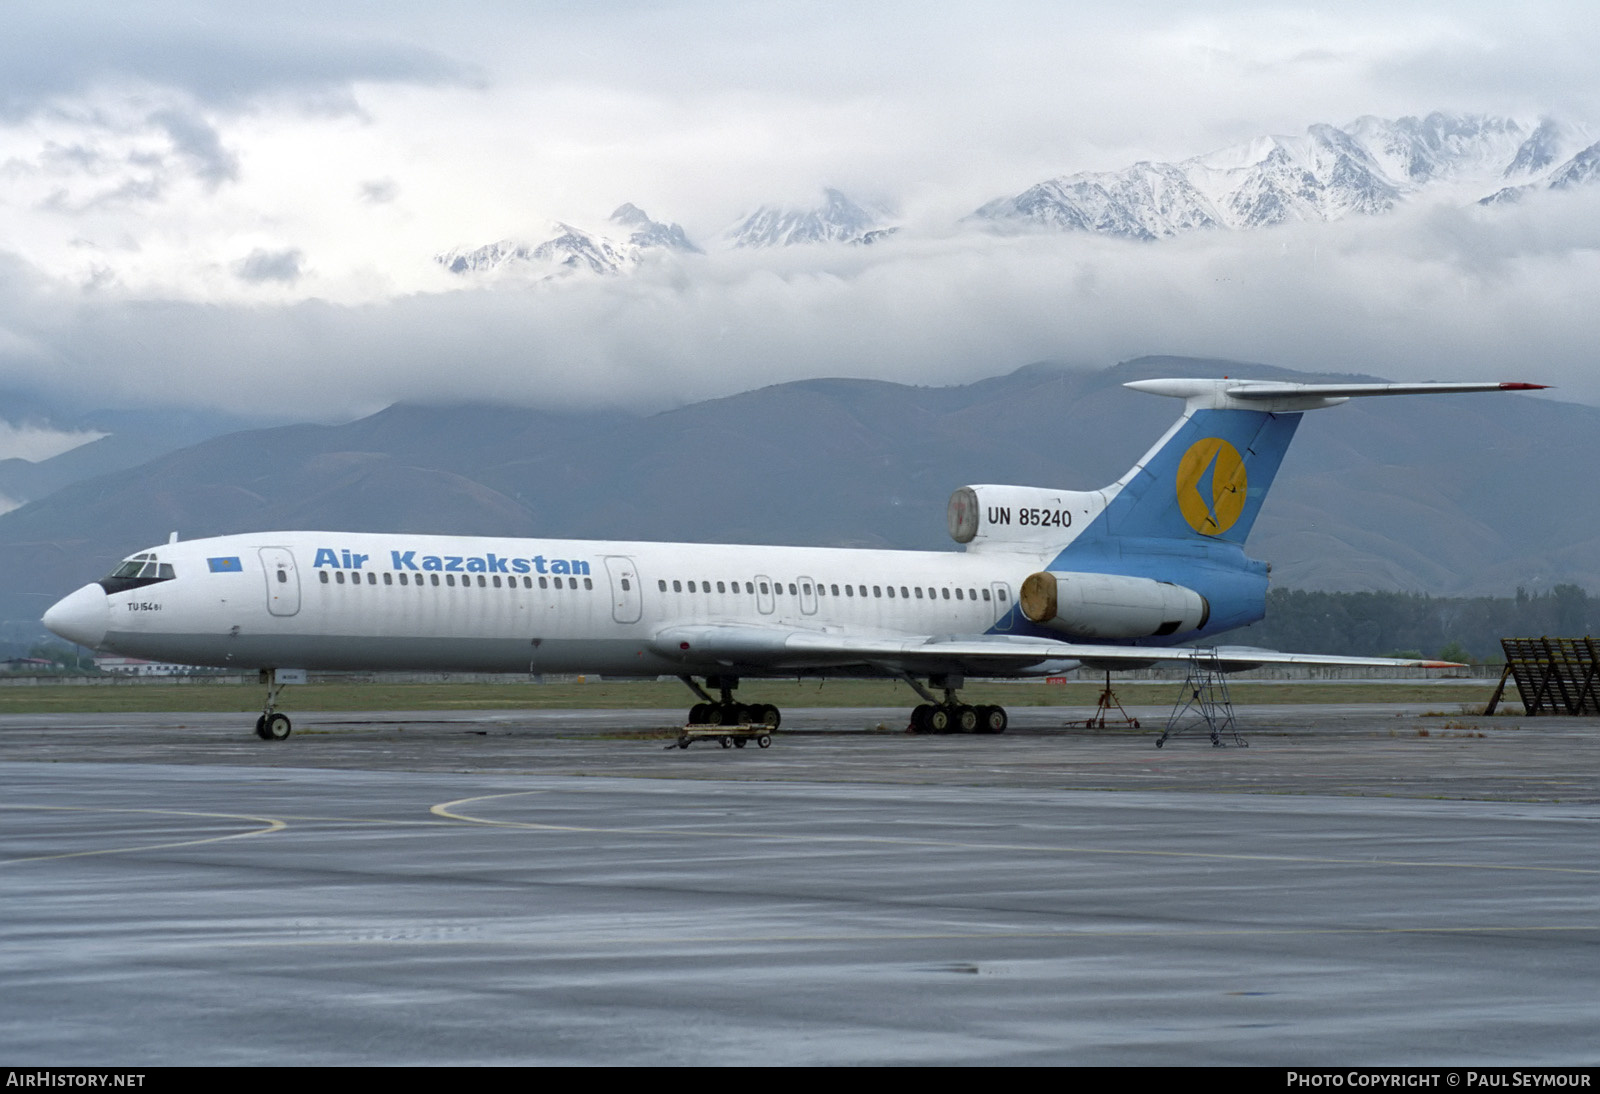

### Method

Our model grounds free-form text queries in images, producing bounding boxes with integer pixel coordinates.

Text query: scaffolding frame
[1156,651,1246,749]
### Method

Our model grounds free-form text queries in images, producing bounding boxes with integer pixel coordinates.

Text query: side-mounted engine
[1018,571,1209,639]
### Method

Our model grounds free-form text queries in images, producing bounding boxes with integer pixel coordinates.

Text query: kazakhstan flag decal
[207,556,243,573]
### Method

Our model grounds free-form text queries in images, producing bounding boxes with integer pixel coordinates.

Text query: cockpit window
[99,553,177,594]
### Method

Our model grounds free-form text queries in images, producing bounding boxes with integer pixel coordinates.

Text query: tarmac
[1,701,1595,1065]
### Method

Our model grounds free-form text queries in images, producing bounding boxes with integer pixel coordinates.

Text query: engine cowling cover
[1018,571,1209,639]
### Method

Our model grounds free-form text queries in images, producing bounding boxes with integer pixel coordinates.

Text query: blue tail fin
[1100,407,1302,545]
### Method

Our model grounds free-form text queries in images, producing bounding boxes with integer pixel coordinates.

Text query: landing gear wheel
[263,713,291,741]
[689,702,709,724]
[755,704,780,729]
[705,705,726,726]
[910,704,931,732]
[980,706,1008,734]
[927,707,951,733]
[956,705,979,733]
[757,735,772,748]
[254,715,269,740]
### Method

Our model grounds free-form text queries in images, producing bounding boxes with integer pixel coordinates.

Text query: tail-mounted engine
[948,485,1108,549]
[1018,571,1209,639]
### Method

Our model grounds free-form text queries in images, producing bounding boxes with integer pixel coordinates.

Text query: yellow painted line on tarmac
[429,791,1598,876]
[0,805,287,865]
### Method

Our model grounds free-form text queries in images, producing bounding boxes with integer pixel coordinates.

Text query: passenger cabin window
[319,571,329,584]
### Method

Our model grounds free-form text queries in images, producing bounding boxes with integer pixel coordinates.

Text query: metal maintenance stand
[1156,652,1246,748]
[1083,669,1140,729]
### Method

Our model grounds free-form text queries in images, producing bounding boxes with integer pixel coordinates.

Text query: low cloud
[0,422,106,462]
[0,182,1594,421]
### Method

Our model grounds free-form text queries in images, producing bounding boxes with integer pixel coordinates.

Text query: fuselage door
[259,547,301,617]
[990,581,1013,631]
[604,555,642,624]
[754,574,776,615]
[798,576,818,615]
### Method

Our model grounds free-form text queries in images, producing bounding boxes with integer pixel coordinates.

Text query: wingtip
[1499,382,1549,390]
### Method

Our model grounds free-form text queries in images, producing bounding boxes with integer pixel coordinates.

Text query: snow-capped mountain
[976,113,1594,239]
[437,206,699,277]
[726,189,895,248]
[1482,136,1600,204]
[610,203,702,253]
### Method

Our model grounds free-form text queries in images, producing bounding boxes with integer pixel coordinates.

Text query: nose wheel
[253,669,293,740]
[254,713,292,740]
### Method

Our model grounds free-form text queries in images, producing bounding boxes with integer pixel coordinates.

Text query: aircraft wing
[648,624,1462,675]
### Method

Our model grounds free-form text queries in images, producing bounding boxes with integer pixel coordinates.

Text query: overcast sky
[1,0,1598,429]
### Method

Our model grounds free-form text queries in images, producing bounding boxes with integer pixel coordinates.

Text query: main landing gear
[904,674,1008,734]
[253,668,292,741]
[679,676,780,729]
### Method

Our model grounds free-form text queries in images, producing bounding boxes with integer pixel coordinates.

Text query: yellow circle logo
[1176,438,1247,535]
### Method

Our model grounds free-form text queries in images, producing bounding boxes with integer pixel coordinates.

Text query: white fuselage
[61,531,1055,678]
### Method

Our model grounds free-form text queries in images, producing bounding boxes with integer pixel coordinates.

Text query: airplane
[41,376,1545,741]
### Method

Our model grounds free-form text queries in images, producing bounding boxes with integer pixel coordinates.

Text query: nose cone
[43,584,109,649]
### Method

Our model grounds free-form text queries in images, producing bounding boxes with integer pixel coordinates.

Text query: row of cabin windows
[317,570,594,591]
[655,578,1007,604]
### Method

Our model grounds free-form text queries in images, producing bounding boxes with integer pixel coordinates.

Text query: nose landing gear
[253,669,293,740]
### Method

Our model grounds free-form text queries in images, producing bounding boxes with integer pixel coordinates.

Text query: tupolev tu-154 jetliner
[43,376,1544,740]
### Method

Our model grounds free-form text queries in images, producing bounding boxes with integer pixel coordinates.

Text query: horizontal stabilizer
[1125,377,1547,413]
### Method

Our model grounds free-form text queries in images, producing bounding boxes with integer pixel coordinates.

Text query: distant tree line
[1232,585,1594,663]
